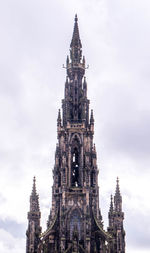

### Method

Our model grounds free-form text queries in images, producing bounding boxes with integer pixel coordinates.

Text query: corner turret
[26,177,41,253]
[107,178,125,253]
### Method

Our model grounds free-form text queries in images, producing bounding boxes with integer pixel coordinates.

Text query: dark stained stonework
[26,15,126,253]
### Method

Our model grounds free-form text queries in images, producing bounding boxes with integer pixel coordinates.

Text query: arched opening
[71,134,82,187]
[70,209,82,241]
[72,147,80,187]
[91,171,95,187]
[58,171,61,187]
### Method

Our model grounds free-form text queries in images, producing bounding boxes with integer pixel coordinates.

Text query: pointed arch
[70,133,82,145]
[70,133,82,187]
[67,207,83,241]
[91,170,96,187]
[68,205,83,219]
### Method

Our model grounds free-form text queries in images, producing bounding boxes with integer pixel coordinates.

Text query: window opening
[70,210,81,240]
[72,147,79,187]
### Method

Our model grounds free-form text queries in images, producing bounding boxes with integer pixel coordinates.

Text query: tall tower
[108,178,126,253]
[26,15,126,253]
[26,177,41,253]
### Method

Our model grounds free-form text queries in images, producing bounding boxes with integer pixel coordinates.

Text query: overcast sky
[0,0,150,252]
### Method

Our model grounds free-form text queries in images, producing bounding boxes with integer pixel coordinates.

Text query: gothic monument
[26,15,125,253]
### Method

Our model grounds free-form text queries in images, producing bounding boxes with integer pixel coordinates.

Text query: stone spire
[71,15,81,47]
[26,177,41,253]
[109,194,113,213]
[108,195,114,228]
[57,109,61,127]
[30,176,40,212]
[62,15,89,126]
[114,177,122,212]
[115,177,120,195]
[90,109,94,124]
[70,14,82,64]
[83,76,87,96]
[108,178,125,253]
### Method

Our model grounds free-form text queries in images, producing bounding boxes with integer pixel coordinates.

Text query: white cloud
[0,229,25,253]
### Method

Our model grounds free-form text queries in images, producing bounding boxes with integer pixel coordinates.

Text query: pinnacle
[93,143,96,153]
[57,109,61,126]
[109,194,113,212]
[70,14,82,49]
[90,109,94,124]
[58,109,61,117]
[30,176,40,212]
[115,177,121,197]
[75,14,78,22]
[83,76,87,88]
[32,176,37,195]
[114,177,122,212]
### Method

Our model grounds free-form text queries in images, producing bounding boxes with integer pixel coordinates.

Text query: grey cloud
[102,110,150,158]
[125,209,150,249]
[0,219,25,239]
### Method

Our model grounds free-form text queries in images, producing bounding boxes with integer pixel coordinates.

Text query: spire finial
[71,15,81,47]
[90,109,94,124]
[114,177,122,212]
[75,14,78,22]
[115,177,120,196]
[30,176,40,212]
[32,176,37,195]
[70,15,82,63]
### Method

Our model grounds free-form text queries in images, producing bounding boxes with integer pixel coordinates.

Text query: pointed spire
[27,177,41,253]
[32,176,37,195]
[66,55,69,66]
[63,16,88,126]
[108,194,114,228]
[57,109,61,127]
[70,14,82,48]
[109,179,125,251]
[66,76,69,86]
[114,177,122,212]
[83,76,87,97]
[109,194,113,213]
[83,76,87,87]
[30,177,40,212]
[70,15,82,64]
[90,109,94,124]
[115,177,121,197]
[83,56,85,66]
